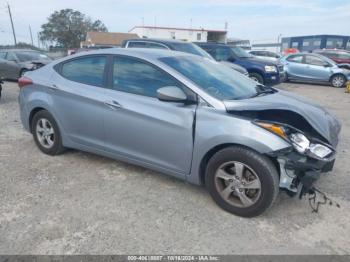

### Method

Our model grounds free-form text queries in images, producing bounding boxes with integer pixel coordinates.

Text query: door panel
[102,55,196,176]
[304,55,331,81]
[103,89,196,175]
[0,58,20,79]
[49,55,108,149]
[50,74,106,149]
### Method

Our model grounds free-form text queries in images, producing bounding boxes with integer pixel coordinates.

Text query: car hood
[220,61,248,74]
[224,90,341,146]
[240,56,277,66]
[21,59,51,65]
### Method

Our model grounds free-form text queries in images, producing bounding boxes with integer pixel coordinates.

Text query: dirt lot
[0,81,350,255]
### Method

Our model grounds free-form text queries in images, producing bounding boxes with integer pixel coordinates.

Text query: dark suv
[196,43,285,85]
[122,38,249,75]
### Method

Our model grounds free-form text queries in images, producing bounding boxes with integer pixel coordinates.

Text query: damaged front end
[226,109,340,197]
[260,121,339,200]
[223,89,341,197]
[256,119,338,196]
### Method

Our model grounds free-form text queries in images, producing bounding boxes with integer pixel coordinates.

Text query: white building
[129,26,227,43]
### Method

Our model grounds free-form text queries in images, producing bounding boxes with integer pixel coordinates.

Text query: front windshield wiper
[250,87,276,98]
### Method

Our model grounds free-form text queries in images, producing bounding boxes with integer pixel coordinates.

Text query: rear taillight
[18,77,33,88]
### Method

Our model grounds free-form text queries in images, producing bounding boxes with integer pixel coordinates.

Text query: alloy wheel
[36,118,55,149]
[332,76,345,87]
[214,161,261,208]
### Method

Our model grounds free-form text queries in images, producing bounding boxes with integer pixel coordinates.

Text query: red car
[314,49,350,69]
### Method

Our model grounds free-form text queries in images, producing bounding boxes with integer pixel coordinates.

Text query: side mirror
[157,86,189,103]
[323,63,331,67]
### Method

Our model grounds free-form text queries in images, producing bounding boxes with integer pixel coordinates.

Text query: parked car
[313,49,350,70]
[19,48,341,217]
[283,48,299,55]
[122,38,249,76]
[248,50,281,62]
[196,43,285,85]
[280,53,350,87]
[0,49,52,79]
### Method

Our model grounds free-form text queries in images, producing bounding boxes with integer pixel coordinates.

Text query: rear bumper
[18,91,30,132]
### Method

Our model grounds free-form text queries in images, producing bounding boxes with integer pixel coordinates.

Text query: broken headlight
[290,133,310,153]
[309,144,332,158]
[256,122,333,159]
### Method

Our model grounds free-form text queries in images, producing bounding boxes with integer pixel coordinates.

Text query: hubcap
[36,118,55,148]
[333,76,344,87]
[214,161,261,208]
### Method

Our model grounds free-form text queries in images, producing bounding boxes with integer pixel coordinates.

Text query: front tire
[31,110,65,155]
[205,146,279,217]
[249,72,264,84]
[330,74,346,88]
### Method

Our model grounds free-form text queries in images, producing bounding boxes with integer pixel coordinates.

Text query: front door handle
[49,84,60,91]
[104,100,122,110]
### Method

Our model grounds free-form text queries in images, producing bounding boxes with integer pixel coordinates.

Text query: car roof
[58,47,197,63]
[196,42,227,46]
[0,49,41,52]
[124,38,193,45]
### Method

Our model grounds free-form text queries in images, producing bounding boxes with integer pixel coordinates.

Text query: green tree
[39,9,108,48]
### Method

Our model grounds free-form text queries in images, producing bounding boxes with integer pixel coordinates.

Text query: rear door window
[0,52,6,59]
[213,47,232,61]
[305,55,325,66]
[5,52,17,61]
[127,41,147,48]
[287,55,303,63]
[61,56,107,87]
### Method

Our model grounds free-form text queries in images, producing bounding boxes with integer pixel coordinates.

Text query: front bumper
[264,71,286,86]
[269,148,336,193]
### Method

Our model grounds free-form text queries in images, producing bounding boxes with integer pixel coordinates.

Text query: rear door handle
[104,100,122,110]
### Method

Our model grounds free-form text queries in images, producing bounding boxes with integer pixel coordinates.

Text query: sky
[0,0,349,46]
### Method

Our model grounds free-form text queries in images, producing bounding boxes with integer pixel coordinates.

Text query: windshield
[230,47,253,58]
[15,51,50,62]
[160,55,272,100]
[170,42,213,59]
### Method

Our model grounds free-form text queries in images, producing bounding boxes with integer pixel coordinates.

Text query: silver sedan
[18,48,340,217]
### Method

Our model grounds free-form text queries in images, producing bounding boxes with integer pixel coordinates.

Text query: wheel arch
[247,68,264,76]
[28,107,47,132]
[197,143,280,186]
[329,72,347,82]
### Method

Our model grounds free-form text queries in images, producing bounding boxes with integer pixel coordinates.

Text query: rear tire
[31,110,65,155]
[249,72,264,84]
[330,74,346,88]
[205,146,279,217]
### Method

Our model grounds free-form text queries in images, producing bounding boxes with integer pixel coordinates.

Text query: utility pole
[277,33,282,53]
[29,25,34,46]
[37,33,40,48]
[7,3,17,46]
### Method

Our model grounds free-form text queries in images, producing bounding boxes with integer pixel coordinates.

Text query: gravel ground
[0,81,349,255]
